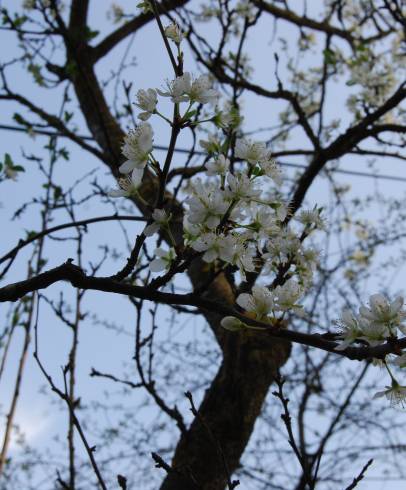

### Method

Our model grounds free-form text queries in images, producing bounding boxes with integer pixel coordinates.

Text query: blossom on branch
[120,123,153,174]
[149,247,176,272]
[221,316,246,332]
[158,73,219,105]
[205,154,230,176]
[164,22,184,44]
[237,286,274,319]
[374,381,406,408]
[135,89,158,121]
[108,170,144,198]
[144,209,170,237]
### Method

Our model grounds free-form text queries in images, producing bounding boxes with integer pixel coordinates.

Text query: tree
[1,0,406,489]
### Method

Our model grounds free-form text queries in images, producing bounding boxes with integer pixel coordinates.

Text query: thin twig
[344,459,374,490]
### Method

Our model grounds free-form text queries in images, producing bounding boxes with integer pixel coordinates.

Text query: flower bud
[221,316,246,332]
[164,23,184,44]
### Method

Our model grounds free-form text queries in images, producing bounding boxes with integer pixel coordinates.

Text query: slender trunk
[0,319,31,474]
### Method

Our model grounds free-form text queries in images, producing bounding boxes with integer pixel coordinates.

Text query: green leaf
[65,61,78,77]
[12,311,20,327]
[137,1,153,13]
[323,48,336,65]
[59,147,70,161]
[13,113,28,126]
[85,27,99,40]
[13,14,27,28]
[251,165,263,177]
[25,230,37,240]
[4,153,13,167]
[183,109,197,120]
[64,111,73,122]
[28,63,45,87]
[53,185,62,200]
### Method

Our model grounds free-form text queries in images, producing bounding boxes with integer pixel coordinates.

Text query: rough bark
[161,334,291,490]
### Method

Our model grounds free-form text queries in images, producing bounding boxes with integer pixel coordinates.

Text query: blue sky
[1,1,406,489]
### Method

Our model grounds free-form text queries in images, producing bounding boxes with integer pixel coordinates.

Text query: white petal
[131,167,144,186]
[391,296,404,312]
[138,112,151,121]
[119,159,136,174]
[373,389,388,399]
[144,223,159,237]
[203,249,218,263]
[149,258,166,272]
[236,293,253,311]
[108,189,126,198]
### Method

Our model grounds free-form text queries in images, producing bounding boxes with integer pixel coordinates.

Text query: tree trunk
[160,332,291,490]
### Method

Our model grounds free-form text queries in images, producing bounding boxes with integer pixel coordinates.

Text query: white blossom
[199,133,222,153]
[373,381,406,407]
[149,247,176,272]
[214,103,242,129]
[144,209,170,237]
[191,232,229,262]
[359,322,390,347]
[223,239,256,278]
[235,138,282,184]
[187,74,219,105]
[225,173,261,202]
[158,72,219,105]
[186,180,228,229]
[260,159,283,185]
[297,209,325,229]
[274,280,303,312]
[164,22,184,44]
[183,217,200,243]
[237,286,274,319]
[235,138,267,165]
[335,309,364,350]
[272,202,289,222]
[196,5,220,22]
[108,169,144,198]
[137,0,152,14]
[135,89,157,121]
[157,73,191,103]
[359,294,406,331]
[205,155,230,176]
[263,231,301,266]
[120,123,153,174]
[244,204,280,241]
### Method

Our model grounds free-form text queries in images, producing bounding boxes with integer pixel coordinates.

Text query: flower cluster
[221,280,303,330]
[335,294,406,406]
[105,14,406,410]
[109,62,322,288]
[335,294,406,351]
[119,123,153,177]
[109,63,220,200]
[158,72,219,105]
